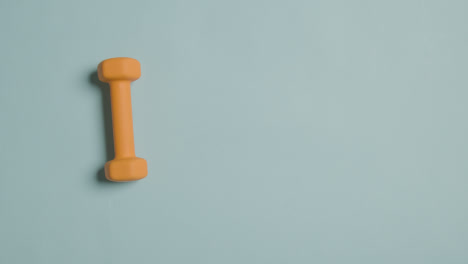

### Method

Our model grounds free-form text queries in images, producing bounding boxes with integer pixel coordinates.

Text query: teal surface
[1,0,468,263]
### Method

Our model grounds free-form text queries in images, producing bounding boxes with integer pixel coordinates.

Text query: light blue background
[1,0,468,263]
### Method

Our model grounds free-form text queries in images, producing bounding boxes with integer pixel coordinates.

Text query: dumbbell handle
[109,81,136,159]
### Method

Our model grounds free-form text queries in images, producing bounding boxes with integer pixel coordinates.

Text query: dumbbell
[97,57,148,182]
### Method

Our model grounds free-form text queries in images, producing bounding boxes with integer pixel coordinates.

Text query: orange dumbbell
[98,57,148,182]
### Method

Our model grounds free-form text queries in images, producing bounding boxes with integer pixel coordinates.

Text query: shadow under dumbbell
[89,71,116,184]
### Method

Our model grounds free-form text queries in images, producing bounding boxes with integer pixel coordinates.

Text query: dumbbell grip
[109,81,136,159]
